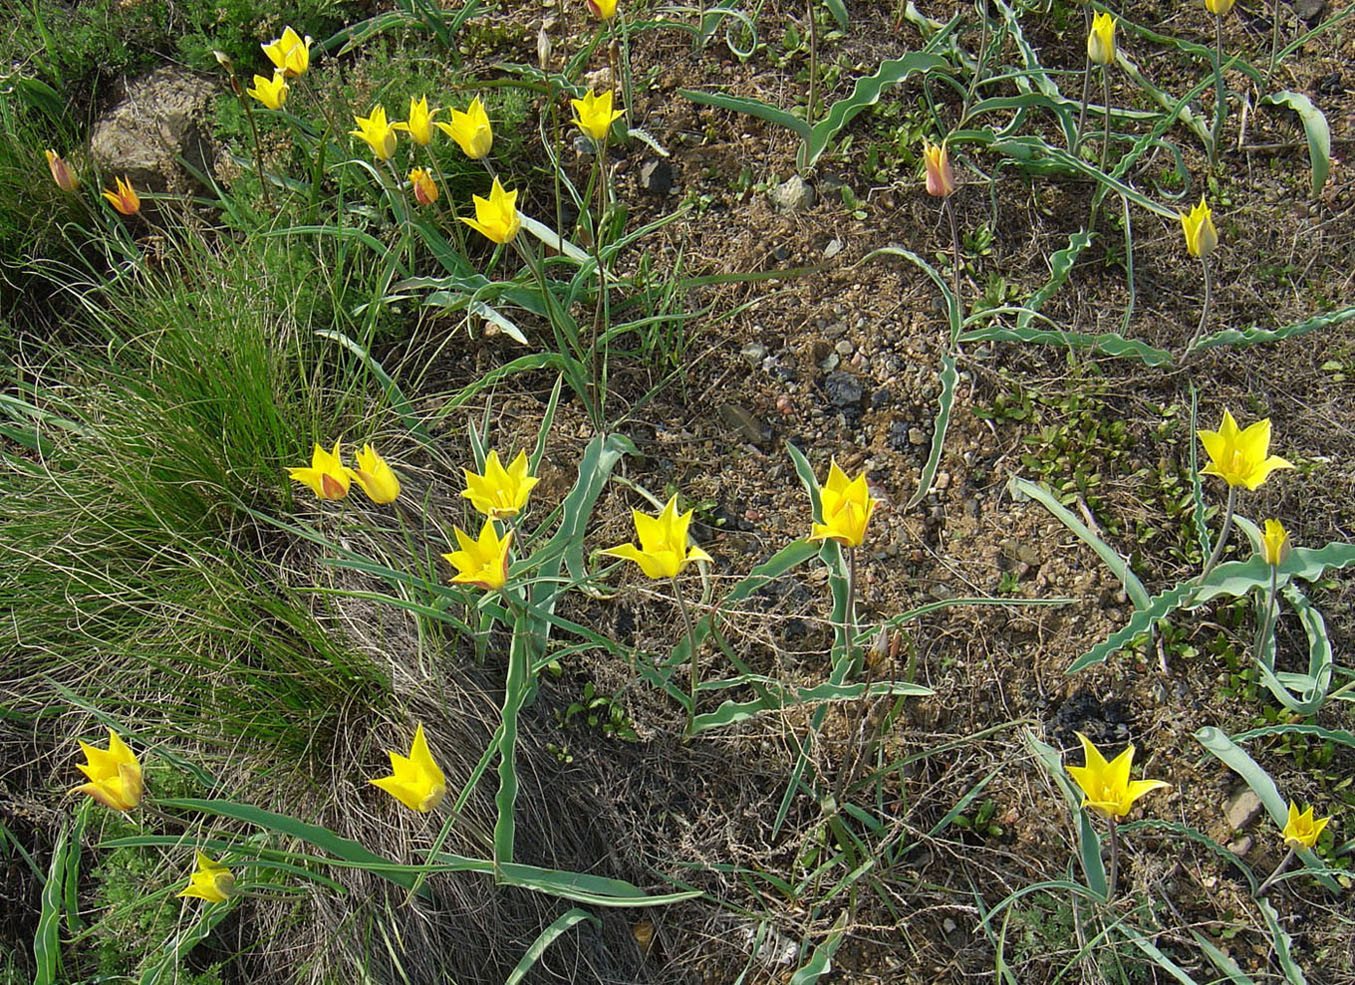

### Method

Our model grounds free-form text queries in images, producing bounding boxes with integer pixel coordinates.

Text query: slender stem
[240,87,271,206]
[613,14,636,132]
[1186,255,1214,355]
[1254,563,1280,665]
[1107,815,1120,900]
[1199,484,1237,586]
[844,545,858,670]
[1257,848,1295,896]
[806,0,819,142]
[1211,12,1227,169]
[1267,0,1283,84]
[1099,65,1112,178]
[958,0,990,128]
[672,576,700,735]
[944,197,963,336]
[1075,5,1092,152]
[589,142,609,418]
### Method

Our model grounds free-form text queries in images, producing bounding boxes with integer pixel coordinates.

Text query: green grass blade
[1193,728,1338,892]
[1257,897,1310,985]
[805,53,949,167]
[504,909,598,985]
[1190,930,1256,984]
[1259,92,1329,198]
[493,627,532,869]
[1008,476,1149,609]
[908,353,957,508]
[315,329,429,445]
[1120,924,1200,985]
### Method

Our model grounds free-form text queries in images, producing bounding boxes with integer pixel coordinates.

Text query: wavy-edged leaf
[909,354,957,508]
[805,53,949,167]
[1230,723,1355,748]
[1008,476,1149,609]
[678,89,810,140]
[496,862,701,907]
[959,325,1175,366]
[1193,728,1338,892]
[1023,731,1106,897]
[1189,305,1355,354]
[34,823,67,985]
[788,913,848,984]
[1260,91,1330,198]
[1258,897,1310,985]
[693,679,932,732]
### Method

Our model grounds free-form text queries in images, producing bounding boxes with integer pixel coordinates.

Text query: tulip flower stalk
[1252,519,1289,667]
[1209,6,1228,169]
[1257,802,1330,895]
[215,52,270,205]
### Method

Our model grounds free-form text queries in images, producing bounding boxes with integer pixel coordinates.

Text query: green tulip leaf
[1260,91,1330,198]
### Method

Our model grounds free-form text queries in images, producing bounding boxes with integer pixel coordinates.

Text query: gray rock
[771,173,815,212]
[90,67,218,194]
[639,158,673,196]
[823,237,843,259]
[741,342,767,367]
[1294,0,1326,24]
[1227,836,1254,856]
[1224,787,1264,831]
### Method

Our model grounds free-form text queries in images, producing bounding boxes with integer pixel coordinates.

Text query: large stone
[1224,787,1264,831]
[89,67,219,195]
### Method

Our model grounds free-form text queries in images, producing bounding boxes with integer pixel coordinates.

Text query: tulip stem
[589,142,610,420]
[806,0,819,132]
[844,545,858,671]
[1267,0,1285,84]
[672,576,700,735]
[1199,483,1237,587]
[1257,848,1295,896]
[1253,562,1280,668]
[1187,255,1214,355]
[958,0,990,128]
[236,80,271,206]
[1107,815,1120,900]
[944,196,963,330]
[1075,5,1093,153]
[1210,12,1227,170]
[1099,66,1112,179]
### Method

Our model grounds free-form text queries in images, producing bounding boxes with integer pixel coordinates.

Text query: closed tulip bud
[178,853,236,903]
[1261,519,1291,567]
[436,97,493,160]
[45,150,78,192]
[212,50,234,72]
[102,176,140,215]
[1206,0,1235,14]
[922,139,955,198]
[1180,197,1218,258]
[350,443,401,503]
[409,168,438,206]
[1087,11,1116,65]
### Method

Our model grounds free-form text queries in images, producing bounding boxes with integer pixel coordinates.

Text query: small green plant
[557,683,639,741]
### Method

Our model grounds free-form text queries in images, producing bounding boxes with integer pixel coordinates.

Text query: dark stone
[888,420,912,451]
[1048,687,1131,752]
[639,158,673,196]
[871,387,893,410]
[823,371,865,420]
[1294,0,1326,25]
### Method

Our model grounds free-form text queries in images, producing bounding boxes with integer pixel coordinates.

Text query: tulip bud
[102,176,140,216]
[212,49,234,72]
[45,150,78,192]
[1087,11,1116,66]
[1181,197,1218,258]
[409,168,438,207]
[1205,0,1234,14]
[587,0,619,18]
[1261,519,1291,567]
[922,139,955,198]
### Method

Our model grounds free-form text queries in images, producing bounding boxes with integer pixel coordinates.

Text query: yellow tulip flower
[435,96,493,159]
[462,450,539,519]
[1181,197,1218,258]
[459,178,521,245]
[393,95,436,146]
[262,26,312,78]
[351,444,401,504]
[370,724,447,812]
[1197,410,1294,490]
[247,70,289,111]
[178,852,236,903]
[1261,519,1291,567]
[587,0,619,18]
[1282,801,1330,850]
[45,150,78,192]
[71,728,143,811]
[351,105,398,160]
[570,88,625,142]
[443,519,513,591]
[289,441,354,500]
[602,495,713,580]
[808,460,878,548]
[1206,0,1235,14]
[922,138,955,198]
[102,176,140,216]
[1087,11,1116,66]
[1066,732,1170,820]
